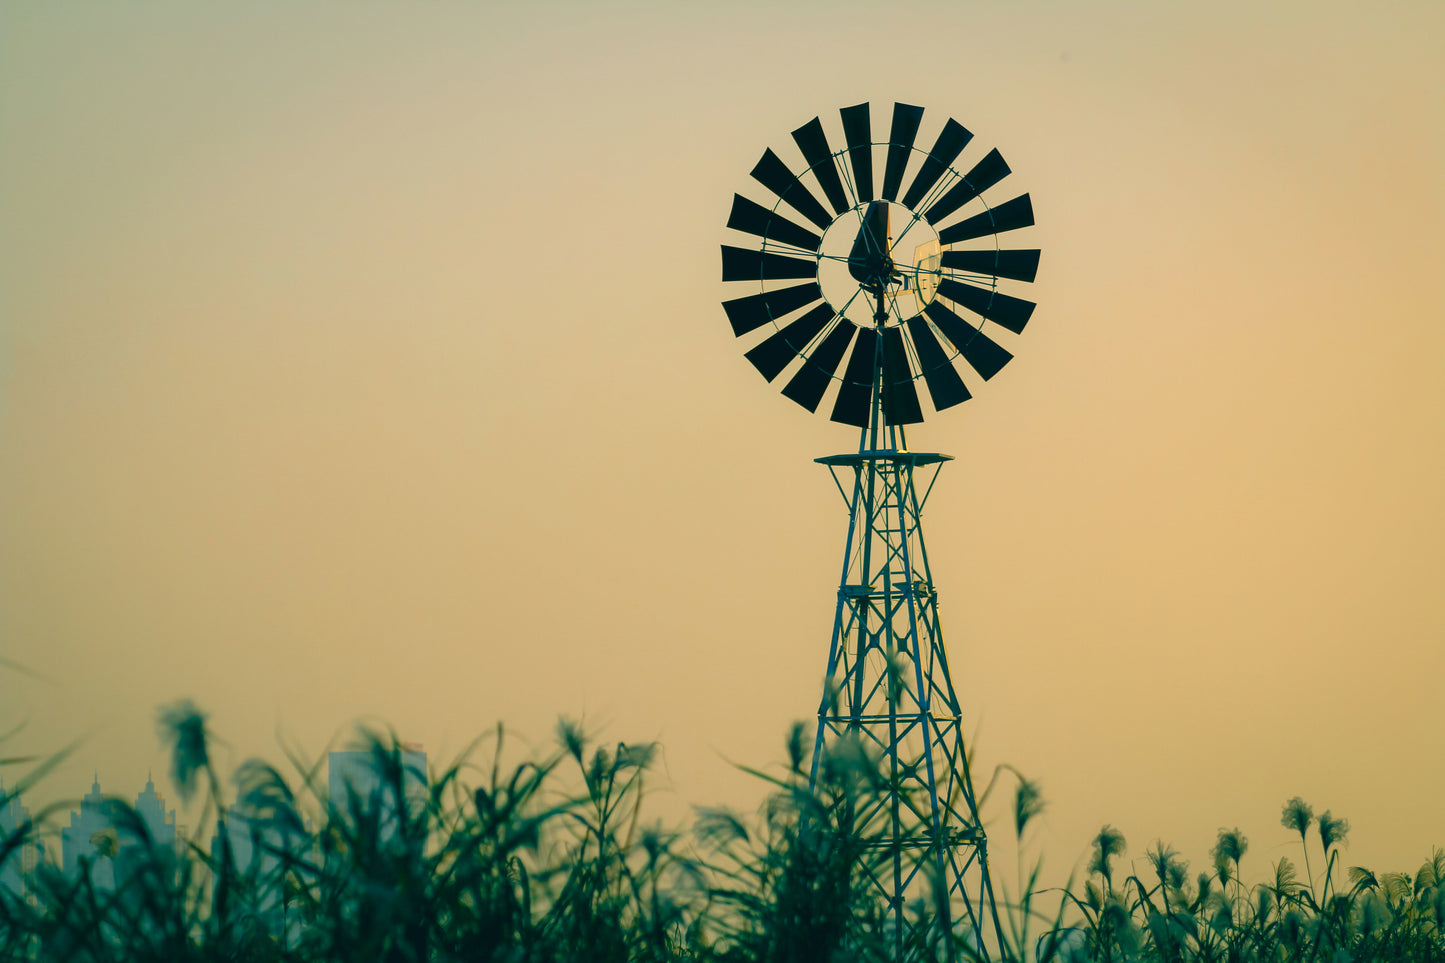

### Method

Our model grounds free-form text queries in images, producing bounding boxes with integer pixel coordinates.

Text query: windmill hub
[819,199,940,329]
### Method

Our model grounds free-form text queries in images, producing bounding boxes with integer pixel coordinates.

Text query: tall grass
[2,704,1442,962]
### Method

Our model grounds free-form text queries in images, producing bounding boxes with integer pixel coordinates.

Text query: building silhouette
[55,774,182,891]
[60,775,115,889]
[328,745,427,844]
[131,774,178,853]
[0,781,40,901]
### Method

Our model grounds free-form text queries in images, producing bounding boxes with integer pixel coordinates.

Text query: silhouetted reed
[3,702,1444,961]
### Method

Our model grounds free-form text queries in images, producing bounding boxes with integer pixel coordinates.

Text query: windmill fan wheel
[720,101,1041,427]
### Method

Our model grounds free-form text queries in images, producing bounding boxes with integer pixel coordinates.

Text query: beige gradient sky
[2,0,1443,888]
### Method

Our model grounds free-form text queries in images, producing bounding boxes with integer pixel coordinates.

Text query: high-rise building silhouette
[55,775,182,890]
[131,774,178,854]
[0,782,38,900]
[61,775,115,888]
[328,745,428,843]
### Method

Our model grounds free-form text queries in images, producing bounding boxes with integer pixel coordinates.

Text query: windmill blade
[744,304,836,381]
[880,103,925,202]
[722,282,823,337]
[924,149,1011,225]
[727,195,823,252]
[840,103,874,202]
[792,117,849,215]
[721,246,818,282]
[901,119,973,210]
[781,320,856,413]
[830,326,879,427]
[880,327,924,424]
[940,248,1040,283]
[905,316,972,411]
[937,277,1036,334]
[750,148,834,231]
[924,301,1013,381]
[938,194,1034,245]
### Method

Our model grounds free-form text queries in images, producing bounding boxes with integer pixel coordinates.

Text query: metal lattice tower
[810,359,1006,960]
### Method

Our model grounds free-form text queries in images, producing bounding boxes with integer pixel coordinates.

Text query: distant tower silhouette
[132,773,178,854]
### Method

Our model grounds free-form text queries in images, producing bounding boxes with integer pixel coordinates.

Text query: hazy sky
[3,0,1442,890]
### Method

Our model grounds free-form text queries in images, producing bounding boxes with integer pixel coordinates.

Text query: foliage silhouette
[2,705,1443,962]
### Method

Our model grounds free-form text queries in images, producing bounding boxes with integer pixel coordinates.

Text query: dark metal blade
[791,117,849,215]
[924,301,1013,381]
[939,248,1040,283]
[721,245,818,282]
[781,320,855,412]
[840,103,874,202]
[938,194,1034,244]
[937,277,1036,334]
[750,148,833,231]
[721,282,822,337]
[923,148,1010,224]
[727,194,823,252]
[901,118,973,210]
[881,103,924,202]
[830,326,879,427]
[744,303,836,381]
[905,316,972,411]
[880,326,924,424]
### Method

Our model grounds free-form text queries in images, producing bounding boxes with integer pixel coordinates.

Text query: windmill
[719,102,1039,959]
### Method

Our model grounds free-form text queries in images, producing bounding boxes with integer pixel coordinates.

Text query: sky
[2,0,1443,892]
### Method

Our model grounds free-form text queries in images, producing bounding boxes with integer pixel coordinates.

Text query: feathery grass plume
[1211,827,1248,892]
[1319,809,1350,856]
[1282,795,1316,898]
[1254,882,1275,924]
[1145,841,1179,882]
[1347,865,1378,895]
[557,715,587,765]
[1191,871,1214,915]
[785,720,807,776]
[1380,871,1412,907]
[1269,856,1300,898]
[992,768,1067,962]
[157,699,213,805]
[1088,824,1127,891]
[1419,848,1445,889]
[1281,795,1314,837]
[693,806,750,848]
[1013,773,1046,839]
[1318,809,1351,906]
